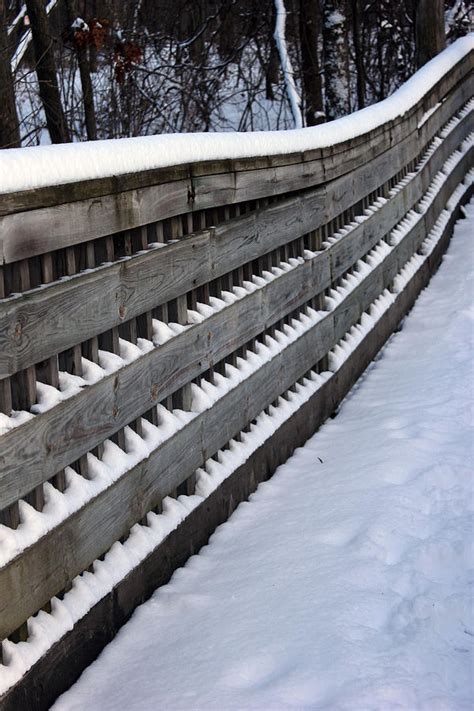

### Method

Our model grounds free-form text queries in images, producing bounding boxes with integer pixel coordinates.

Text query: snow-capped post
[273,0,303,129]
[322,0,350,120]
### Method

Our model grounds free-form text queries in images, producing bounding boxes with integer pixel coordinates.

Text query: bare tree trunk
[0,0,21,147]
[322,0,350,120]
[25,0,70,143]
[415,0,446,68]
[273,0,303,129]
[299,0,324,125]
[65,0,97,140]
[351,0,365,109]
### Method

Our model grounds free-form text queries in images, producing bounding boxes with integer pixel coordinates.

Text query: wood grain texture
[0,251,329,508]
[0,124,472,507]
[0,115,463,379]
[0,57,471,264]
[0,47,470,223]
[1,145,469,636]
[0,180,470,681]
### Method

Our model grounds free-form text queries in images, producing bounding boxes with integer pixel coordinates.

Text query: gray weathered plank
[0,123,471,505]
[0,253,329,507]
[0,62,471,264]
[1,148,469,635]
[0,123,447,376]
[0,46,470,223]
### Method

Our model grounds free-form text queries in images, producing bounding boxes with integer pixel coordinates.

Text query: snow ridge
[0,36,472,194]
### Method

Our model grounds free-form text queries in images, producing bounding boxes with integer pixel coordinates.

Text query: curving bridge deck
[0,38,473,709]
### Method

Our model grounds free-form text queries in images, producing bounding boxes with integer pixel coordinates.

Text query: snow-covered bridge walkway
[54,202,474,710]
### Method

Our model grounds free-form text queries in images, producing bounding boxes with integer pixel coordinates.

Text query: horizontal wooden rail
[0,48,471,221]
[1,139,472,637]
[2,179,471,711]
[0,56,471,265]
[1,100,472,378]
[0,114,471,508]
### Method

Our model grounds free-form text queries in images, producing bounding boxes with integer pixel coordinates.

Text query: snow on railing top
[0,34,473,196]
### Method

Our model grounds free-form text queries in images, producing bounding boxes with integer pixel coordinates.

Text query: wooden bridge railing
[0,41,472,708]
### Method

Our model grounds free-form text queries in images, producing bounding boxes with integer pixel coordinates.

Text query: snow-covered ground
[53,201,474,710]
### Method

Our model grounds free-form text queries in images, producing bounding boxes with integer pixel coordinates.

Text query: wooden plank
[0,137,471,639]
[0,230,211,377]
[1,128,471,506]
[1,148,469,634]
[0,47,469,223]
[0,64,471,263]
[2,182,471,711]
[0,252,330,508]
[0,309,336,639]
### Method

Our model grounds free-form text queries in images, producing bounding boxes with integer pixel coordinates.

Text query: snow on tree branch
[273,0,303,129]
[11,0,59,73]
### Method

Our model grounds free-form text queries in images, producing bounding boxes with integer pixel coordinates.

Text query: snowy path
[54,203,474,711]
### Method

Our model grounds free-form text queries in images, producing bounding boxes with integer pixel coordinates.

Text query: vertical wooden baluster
[63,247,89,478]
[231,203,245,289]
[208,208,223,299]
[219,205,233,294]
[0,266,20,528]
[79,240,103,460]
[226,204,247,361]
[152,222,169,323]
[169,216,194,495]
[137,274,159,428]
[169,217,191,406]
[196,211,211,308]
[61,247,83,376]
[184,214,198,313]
[280,236,290,266]
[82,241,100,365]
[135,227,155,361]
[9,260,43,510]
[34,252,69,490]
[217,206,234,374]
[193,213,214,383]
[150,222,174,410]
[0,266,12,417]
[119,333,142,433]
[97,236,126,451]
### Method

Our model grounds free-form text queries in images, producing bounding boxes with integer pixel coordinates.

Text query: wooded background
[0,0,472,148]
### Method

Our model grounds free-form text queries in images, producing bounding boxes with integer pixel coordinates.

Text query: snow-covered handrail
[0,35,472,196]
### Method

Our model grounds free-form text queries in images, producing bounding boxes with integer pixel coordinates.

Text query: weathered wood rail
[0,44,473,709]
